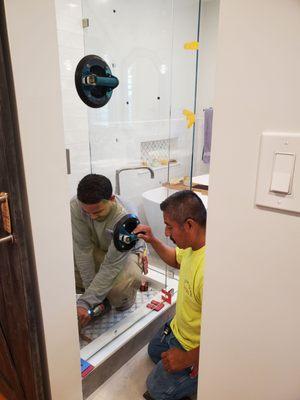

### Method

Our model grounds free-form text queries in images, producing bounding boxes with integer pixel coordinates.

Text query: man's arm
[134,225,179,268]
[77,239,130,309]
[76,239,130,326]
[71,201,96,289]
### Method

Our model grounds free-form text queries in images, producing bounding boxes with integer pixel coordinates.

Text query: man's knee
[126,254,143,283]
[116,253,142,286]
[146,363,174,400]
[108,288,136,310]
[107,255,142,308]
[146,361,197,400]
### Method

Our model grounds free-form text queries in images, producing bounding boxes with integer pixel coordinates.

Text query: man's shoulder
[177,246,194,259]
[105,201,126,228]
[179,247,205,271]
[70,196,83,218]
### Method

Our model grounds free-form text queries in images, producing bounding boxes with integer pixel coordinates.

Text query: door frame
[0,1,51,399]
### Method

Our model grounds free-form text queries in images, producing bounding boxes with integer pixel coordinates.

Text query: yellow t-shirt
[170,245,205,351]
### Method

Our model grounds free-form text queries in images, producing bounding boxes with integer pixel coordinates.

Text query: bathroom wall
[199,1,300,399]
[4,1,82,399]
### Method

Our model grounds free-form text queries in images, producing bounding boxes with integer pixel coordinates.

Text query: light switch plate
[255,132,300,213]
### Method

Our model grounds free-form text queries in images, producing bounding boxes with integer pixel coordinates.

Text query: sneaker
[143,391,154,400]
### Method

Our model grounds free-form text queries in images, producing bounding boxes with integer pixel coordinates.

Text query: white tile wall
[55,0,90,198]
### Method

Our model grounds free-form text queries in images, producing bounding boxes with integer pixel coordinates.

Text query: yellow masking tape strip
[183,109,196,128]
[184,41,199,50]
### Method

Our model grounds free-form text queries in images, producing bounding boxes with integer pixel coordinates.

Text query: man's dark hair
[160,190,206,228]
[77,174,113,204]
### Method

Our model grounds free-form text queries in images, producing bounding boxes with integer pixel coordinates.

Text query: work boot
[101,298,111,315]
[143,391,191,400]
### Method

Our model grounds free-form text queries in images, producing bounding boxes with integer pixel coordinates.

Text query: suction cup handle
[75,54,119,108]
[84,74,119,89]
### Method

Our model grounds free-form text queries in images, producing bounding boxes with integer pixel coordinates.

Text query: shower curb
[82,303,176,399]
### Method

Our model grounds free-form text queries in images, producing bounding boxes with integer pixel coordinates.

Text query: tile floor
[86,345,153,400]
[79,288,161,349]
[86,345,197,400]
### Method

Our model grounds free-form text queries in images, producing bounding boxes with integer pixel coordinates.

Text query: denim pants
[146,323,198,400]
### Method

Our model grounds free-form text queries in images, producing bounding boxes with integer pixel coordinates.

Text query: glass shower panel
[82,1,180,271]
[168,0,200,189]
[82,0,174,198]
[80,0,178,355]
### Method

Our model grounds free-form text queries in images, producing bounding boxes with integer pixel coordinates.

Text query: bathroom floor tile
[86,345,153,400]
[79,288,161,348]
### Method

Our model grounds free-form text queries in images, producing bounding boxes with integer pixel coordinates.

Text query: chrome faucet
[115,166,155,195]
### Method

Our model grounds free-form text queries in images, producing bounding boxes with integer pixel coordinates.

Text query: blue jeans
[146,323,198,400]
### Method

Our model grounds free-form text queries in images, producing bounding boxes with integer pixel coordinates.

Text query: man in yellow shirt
[135,190,206,400]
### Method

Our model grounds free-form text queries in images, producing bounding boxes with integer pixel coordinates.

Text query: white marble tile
[57,29,84,50]
[67,173,81,199]
[55,0,82,14]
[64,129,89,146]
[58,46,84,78]
[60,75,80,92]
[67,142,91,173]
[63,112,89,132]
[55,0,83,33]
[86,346,153,400]
[61,90,89,118]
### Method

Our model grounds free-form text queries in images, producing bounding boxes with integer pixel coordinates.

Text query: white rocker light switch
[270,152,295,194]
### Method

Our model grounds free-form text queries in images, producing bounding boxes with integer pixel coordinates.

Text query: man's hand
[161,348,199,375]
[161,348,190,373]
[134,225,155,244]
[77,306,91,328]
[134,224,178,268]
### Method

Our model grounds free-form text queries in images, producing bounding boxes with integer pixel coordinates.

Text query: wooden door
[0,2,51,399]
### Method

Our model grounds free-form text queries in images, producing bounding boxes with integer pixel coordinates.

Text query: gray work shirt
[71,197,145,309]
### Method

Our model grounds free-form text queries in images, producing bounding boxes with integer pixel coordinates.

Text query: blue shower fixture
[75,54,119,108]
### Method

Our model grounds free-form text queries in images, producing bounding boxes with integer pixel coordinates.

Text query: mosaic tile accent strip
[141,139,170,165]
[79,288,161,349]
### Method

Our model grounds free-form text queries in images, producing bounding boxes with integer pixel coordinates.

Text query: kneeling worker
[134,190,206,400]
[71,174,147,327]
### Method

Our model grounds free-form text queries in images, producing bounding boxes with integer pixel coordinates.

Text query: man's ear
[184,218,194,230]
[110,195,115,201]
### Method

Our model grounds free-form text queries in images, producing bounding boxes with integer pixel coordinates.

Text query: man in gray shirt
[71,174,146,326]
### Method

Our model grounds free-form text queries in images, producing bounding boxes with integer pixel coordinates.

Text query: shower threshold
[80,266,178,399]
